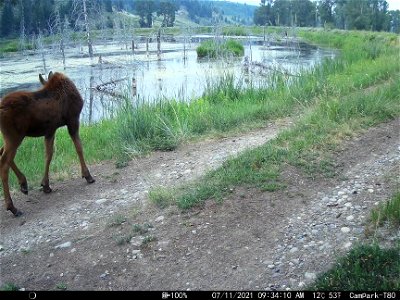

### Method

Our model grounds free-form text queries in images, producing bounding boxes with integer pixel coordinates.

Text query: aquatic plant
[196,38,244,58]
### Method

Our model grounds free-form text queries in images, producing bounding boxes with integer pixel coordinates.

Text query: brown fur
[0,71,95,216]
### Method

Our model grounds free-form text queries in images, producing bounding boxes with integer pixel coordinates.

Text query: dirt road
[0,118,398,290]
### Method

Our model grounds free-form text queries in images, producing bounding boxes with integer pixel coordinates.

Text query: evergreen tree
[30,0,54,34]
[1,0,14,36]
[291,0,316,27]
[389,9,400,33]
[318,0,335,27]
[273,0,291,26]
[333,0,346,29]
[254,0,274,26]
[104,0,112,13]
[345,0,372,30]
[158,1,177,27]
[370,0,390,31]
[135,0,155,28]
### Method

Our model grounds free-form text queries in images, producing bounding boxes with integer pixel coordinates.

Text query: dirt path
[0,117,399,291]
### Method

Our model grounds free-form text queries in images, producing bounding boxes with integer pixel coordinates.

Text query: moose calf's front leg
[41,135,55,193]
[69,131,95,185]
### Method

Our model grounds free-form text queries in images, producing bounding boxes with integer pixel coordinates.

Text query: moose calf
[0,71,95,216]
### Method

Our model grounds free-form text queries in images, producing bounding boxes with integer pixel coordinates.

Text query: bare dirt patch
[0,118,398,291]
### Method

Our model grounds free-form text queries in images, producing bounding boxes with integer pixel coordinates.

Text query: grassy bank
[150,77,399,208]
[146,29,399,208]
[1,29,399,192]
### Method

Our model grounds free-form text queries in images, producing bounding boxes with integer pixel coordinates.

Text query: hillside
[210,0,256,25]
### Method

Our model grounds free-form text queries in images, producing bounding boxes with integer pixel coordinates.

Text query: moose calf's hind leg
[11,161,28,194]
[0,147,28,194]
[1,146,23,216]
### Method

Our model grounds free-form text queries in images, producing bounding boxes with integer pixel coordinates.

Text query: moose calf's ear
[48,71,54,79]
[39,74,47,85]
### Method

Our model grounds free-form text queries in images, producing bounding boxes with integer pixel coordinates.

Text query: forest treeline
[0,0,399,39]
[254,0,399,32]
[0,0,253,38]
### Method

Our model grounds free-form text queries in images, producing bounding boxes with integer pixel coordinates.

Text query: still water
[0,35,336,123]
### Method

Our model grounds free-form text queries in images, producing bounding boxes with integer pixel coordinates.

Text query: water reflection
[0,36,336,124]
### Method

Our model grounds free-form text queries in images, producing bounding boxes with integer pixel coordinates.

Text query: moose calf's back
[0,72,83,138]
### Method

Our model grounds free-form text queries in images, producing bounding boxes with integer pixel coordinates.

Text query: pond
[0,35,336,124]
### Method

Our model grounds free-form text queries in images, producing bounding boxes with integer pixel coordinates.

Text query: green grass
[0,40,19,53]
[371,192,400,229]
[149,187,176,208]
[141,235,157,247]
[109,218,154,246]
[309,244,400,291]
[0,39,34,54]
[0,283,20,291]
[196,38,244,58]
[115,234,133,246]
[222,26,248,36]
[56,282,68,290]
[107,214,127,227]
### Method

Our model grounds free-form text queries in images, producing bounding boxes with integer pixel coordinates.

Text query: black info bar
[0,290,397,300]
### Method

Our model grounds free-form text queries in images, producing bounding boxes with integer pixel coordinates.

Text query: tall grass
[371,192,400,229]
[115,98,188,154]
[222,26,248,36]
[0,39,34,54]
[196,39,244,58]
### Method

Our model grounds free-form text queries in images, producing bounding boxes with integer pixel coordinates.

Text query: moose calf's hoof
[9,207,23,217]
[41,184,52,194]
[20,182,28,195]
[84,175,95,184]
[14,209,23,217]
